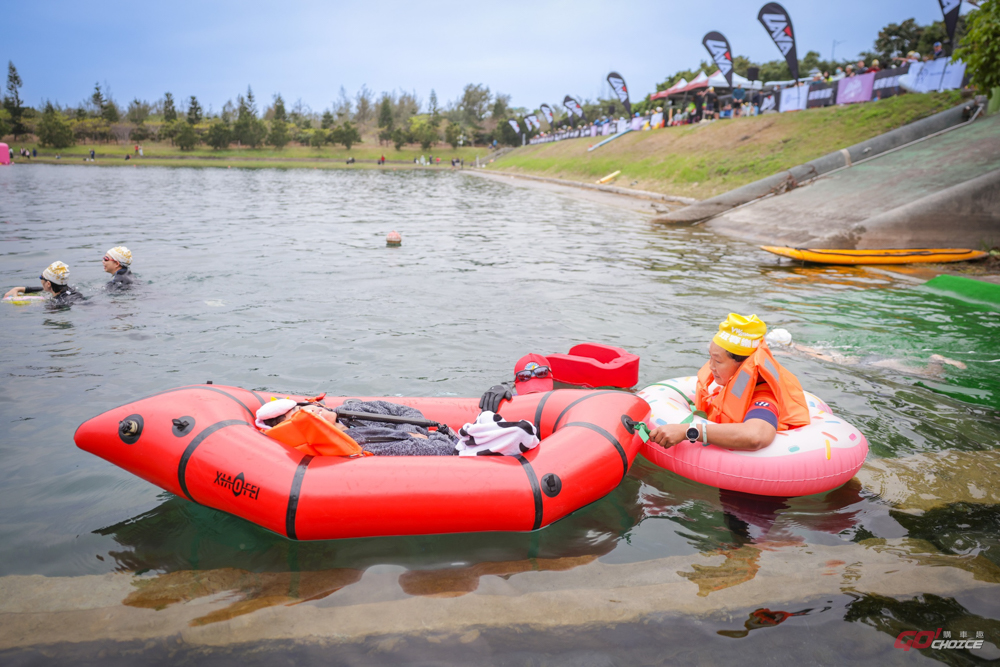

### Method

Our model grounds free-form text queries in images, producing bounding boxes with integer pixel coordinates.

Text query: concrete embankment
[705,109,1000,249]
[661,101,981,224]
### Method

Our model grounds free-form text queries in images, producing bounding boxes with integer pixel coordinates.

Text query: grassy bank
[9,140,494,166]
[487,92,966,200]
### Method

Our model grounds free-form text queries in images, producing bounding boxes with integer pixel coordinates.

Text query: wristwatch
[686,426,700,443]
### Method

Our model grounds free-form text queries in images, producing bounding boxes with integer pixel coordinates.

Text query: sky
[3,0,972,115]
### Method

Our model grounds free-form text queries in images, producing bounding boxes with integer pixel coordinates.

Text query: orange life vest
[695,341,810,431]
[265,409,371,457]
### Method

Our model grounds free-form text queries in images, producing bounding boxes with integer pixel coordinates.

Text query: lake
[1,163,998,664]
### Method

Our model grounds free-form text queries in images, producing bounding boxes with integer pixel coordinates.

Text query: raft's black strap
[248,390,267,408]
[532,391,554,436]
[177,419,249,502]
[551,391,619,431]
[286,455,314,540]
[516,454,543,531]
[194,386,256,419]
[562,421,629,480]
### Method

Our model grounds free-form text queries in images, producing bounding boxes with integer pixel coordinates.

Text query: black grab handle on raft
[332,408,455,437]
[621,415,650,443]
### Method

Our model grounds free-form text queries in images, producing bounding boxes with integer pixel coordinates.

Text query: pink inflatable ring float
[639,376,868,497]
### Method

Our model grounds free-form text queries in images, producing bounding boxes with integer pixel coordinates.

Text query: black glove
[479,384,512,413]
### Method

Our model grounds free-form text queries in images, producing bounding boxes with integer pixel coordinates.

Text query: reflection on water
[718,606,830,638]
[1,165,999,650]
[124,567,363,626]
[845,593,1000,664]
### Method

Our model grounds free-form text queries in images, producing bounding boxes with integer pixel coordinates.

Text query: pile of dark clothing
[332,400,457,456]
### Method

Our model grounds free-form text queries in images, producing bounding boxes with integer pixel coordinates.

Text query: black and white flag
[758,3,799,82]
[702,31,735,88]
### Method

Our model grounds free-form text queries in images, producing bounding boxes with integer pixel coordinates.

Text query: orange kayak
[74,385,648,540]
[761,246,988,265]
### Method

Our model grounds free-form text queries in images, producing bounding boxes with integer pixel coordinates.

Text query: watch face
[686,427,700,441]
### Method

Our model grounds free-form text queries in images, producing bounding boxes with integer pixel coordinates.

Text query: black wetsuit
[23,285,85,305]
[109,266,134,289]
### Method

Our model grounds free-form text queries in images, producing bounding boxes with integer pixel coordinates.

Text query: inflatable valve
[621,415,650,443]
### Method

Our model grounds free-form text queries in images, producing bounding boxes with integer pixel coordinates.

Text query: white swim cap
[765,328,793,346]
[255,398,297,430]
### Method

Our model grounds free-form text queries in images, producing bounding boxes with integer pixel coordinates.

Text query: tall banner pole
[937,0,961,91]
[606,72,632,120]
[702,31,735,88]
[758,3,800,109]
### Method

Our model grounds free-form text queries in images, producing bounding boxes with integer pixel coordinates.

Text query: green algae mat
[920,274,1000,309]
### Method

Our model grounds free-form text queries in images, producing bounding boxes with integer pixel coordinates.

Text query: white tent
[706,70,763,91]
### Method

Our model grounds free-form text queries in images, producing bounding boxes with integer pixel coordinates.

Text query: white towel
[456,412,540,457]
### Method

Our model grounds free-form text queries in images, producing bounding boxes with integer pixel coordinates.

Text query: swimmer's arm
[4,286,29,298]
[648,420,776,451]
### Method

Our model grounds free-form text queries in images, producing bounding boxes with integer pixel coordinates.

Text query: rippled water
[1,164,998,660]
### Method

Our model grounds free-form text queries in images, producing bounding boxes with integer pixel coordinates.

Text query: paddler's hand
[4,287,26,298]
[479,384,512,413]
[648,424,689,448]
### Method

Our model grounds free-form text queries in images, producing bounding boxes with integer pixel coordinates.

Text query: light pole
[831,39,847,63]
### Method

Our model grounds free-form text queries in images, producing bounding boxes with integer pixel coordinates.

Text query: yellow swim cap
[713,313,767,356]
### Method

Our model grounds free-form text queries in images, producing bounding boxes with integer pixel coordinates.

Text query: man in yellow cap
[102,246,134,289]
[3,261,84,305]
[649,313,809,451]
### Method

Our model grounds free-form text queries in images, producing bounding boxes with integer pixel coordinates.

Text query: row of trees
[6,58,526,150]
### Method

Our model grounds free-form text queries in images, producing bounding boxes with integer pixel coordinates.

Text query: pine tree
[272,95,287,122]
[428,89,441,127]
[36,102,75,148]
[377,95,393,130]
[187,95,202,125]
[268,118,290,149]
[163,92,177,122]
[338,121,361,149]
[4,61,26,138]
[205,120,232,150]
[91,83,105,117]
[175,121,198,150]
[321,110,335,129]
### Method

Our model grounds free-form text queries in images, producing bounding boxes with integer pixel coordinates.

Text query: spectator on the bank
[732,84,746,116]
[90,149,95,160]
[705,87,718,120]
[831,67,845,80]
[822,71,831,82]
[869,59,881,73]
[933,42,944,59]
[856,60,868,74]
[693,90,704,123]
[845,64,856,77]
[720,102,733,119]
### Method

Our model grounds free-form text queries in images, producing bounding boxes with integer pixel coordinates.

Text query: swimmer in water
[4,261,85,305]
[764,329,966,378]
[102,246,134,289]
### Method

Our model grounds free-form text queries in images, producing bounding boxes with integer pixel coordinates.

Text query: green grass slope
[488,92,966,200]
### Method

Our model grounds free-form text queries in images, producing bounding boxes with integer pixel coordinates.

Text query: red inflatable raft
[75,385,648,540]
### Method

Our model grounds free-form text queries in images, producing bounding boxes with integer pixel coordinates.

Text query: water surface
[1,164,998,662]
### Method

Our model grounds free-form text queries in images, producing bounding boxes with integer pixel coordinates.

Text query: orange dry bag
[266,409,371,457]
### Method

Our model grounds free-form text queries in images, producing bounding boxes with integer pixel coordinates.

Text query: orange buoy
[386,231,402,246]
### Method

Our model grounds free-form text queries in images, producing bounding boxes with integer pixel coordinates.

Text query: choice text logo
[214,470,260,500]
[894,629,986,651]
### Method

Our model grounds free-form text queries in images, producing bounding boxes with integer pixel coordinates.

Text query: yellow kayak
[761,246,989,265]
